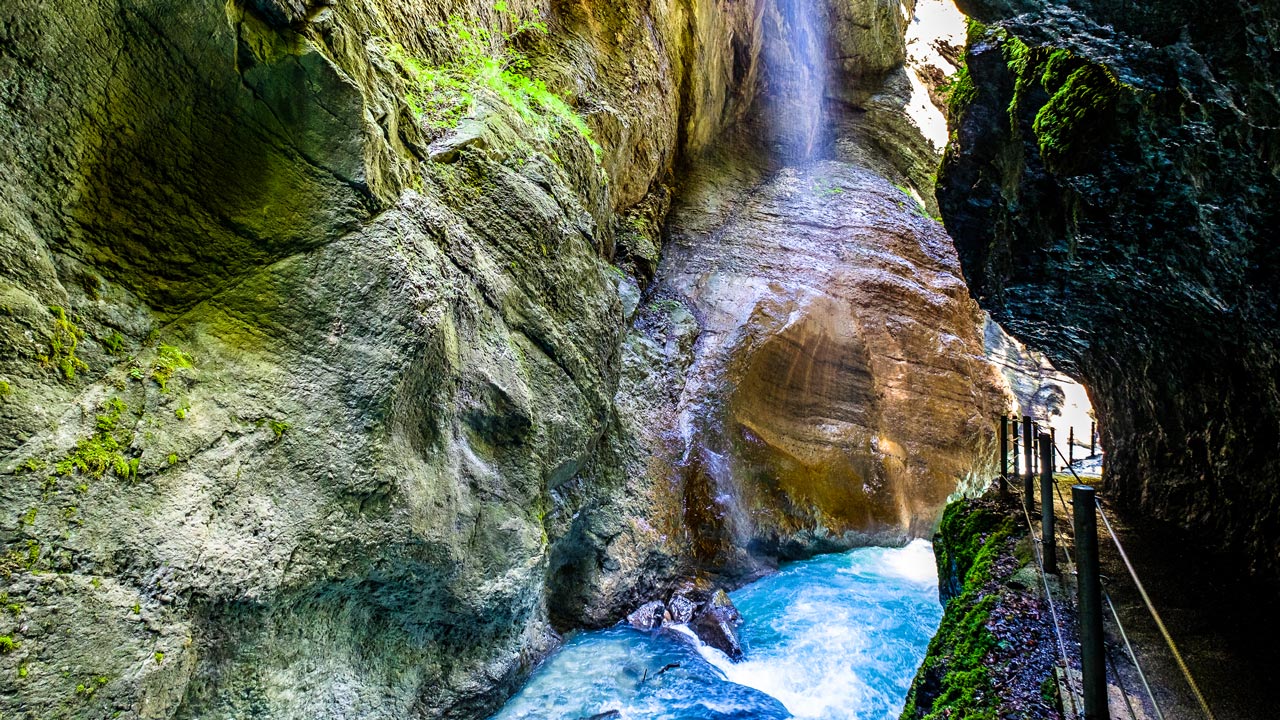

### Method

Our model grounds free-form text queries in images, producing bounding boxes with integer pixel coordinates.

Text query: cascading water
[490,541,942,719]
[761,0,830,160]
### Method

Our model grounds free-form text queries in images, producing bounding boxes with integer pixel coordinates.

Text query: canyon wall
[2,0,1002,717]
[940,0,1280,575]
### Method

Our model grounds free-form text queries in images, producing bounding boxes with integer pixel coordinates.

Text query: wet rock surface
[940,0,1280,576]
[651,141,1006,574]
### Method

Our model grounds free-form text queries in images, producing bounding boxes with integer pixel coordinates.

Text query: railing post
[1023,415,1035,516]
[1073,484,1110,719]
[999,415,1009,496]
[1040,433,1057,574]
[1012,418,1020,475]
[1069,426,1075,468]
[1091,421,1097,457]
[1050,427,1057,470]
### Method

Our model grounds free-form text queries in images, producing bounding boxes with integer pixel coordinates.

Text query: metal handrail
[1049,442,1169,720]
[1094,502,1218,720]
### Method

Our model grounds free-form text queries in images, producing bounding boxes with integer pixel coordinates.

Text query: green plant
[17,663,28,678]
[268,419,291,439]
[103,331,126,355]
[167,453,178,465]
[41,306,88,381]
[154,652,164,664]
[0,636,17,653]
[18,458,45,473]
[894,183,932,220]
[384,2,601,159]
[152,344,193,392]
[0,380,10,397]
[51,397,137,482]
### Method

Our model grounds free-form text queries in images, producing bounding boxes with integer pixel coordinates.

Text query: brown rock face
[654,144,1005,572]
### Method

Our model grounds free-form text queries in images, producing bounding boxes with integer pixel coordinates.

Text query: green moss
[152,344,193,392]
[153,651,164,664]
[41,306,88,381]
[50,397,138,483]
[1032,60,1121,167]
[18,458,45,473]
[901,501,1019,720]
[942,62,976,121]
[0,636,17,653]
[0,379,10,397]
[167,453,178,465]
[268,419,291,439]
[384,2,601,160]
[103,331,126,355]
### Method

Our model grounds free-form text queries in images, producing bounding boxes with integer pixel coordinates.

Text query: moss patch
[902,499,1018,719]
[39,306,88,381]
[383,2,601,160]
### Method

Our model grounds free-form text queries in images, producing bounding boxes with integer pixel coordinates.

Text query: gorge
[1,0,1276,718]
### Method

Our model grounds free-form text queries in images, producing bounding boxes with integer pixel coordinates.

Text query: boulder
[690,590,744,660]
[666,594,698,624]
[626,601,667,631]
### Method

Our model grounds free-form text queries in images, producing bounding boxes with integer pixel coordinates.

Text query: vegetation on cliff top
[385,2,601,160]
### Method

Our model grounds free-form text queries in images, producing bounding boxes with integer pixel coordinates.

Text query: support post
[999,416,1009,496]
[1050,427,1057,470]
[1069,426,1075,468]
[1091,421,1097,457]
[1012,419,1020,475]
[1023,415,1035,516]
[1040,433,1057,574]
[1073,485,1110,719]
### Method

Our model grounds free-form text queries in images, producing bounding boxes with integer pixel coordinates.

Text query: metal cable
[1051,444,1168,720]
[1009,482,1080,711]
[1103,583,1166,720]
[1094,501,1218,720]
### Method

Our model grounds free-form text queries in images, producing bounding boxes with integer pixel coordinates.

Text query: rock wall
[647,138,1004,574]
[939,1,1280,575]
[0,0,762,717]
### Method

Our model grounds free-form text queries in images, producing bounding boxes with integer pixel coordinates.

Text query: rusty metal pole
[1073,484,1110,719]
[1023,415,1035,516]
[999,415,1009,496]
[1040,433,1057,574]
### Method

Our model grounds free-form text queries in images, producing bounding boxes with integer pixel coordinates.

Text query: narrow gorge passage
[3,0,1274,716]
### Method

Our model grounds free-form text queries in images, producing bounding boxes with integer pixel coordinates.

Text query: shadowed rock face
[0,0,764,717]
[654,147,1005,573]
[940,0,1280,575]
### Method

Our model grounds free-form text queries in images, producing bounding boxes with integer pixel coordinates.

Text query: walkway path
[1040,475,1279,720]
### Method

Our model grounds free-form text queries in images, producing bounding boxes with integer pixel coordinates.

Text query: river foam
[490,540,941,720]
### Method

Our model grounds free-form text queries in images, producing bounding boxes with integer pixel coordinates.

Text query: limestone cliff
[939,0,1280,575]
[1,0,1004,717]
